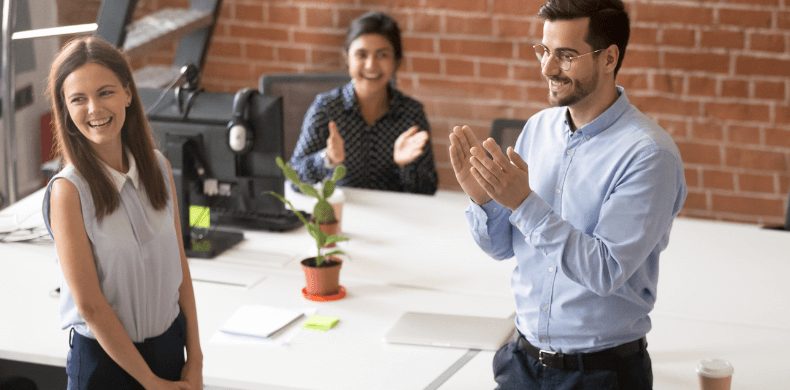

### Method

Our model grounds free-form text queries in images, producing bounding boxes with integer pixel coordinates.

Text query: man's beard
[547,70,599,107]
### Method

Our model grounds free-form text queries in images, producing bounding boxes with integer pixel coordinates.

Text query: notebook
[384,312,515,351]
[220,305,306,339]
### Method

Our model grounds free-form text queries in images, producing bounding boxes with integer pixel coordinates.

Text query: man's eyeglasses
[533,44,604,71]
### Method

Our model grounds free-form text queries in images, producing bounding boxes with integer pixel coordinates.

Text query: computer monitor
[139,87,296,258]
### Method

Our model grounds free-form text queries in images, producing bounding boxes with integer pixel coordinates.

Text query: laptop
[384,311,516,351]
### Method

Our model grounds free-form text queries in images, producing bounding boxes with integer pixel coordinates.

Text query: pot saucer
[302,285,346,301]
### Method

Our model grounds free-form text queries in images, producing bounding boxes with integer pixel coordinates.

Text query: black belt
[517,335,646,371]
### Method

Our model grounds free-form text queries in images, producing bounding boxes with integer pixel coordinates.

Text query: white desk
[3,188,790,389]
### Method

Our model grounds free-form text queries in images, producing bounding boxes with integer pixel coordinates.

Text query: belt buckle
[538,350,563,369]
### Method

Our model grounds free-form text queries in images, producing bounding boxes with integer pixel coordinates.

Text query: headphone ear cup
[228,88,257,154]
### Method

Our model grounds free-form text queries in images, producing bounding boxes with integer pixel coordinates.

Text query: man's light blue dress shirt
[466,87,687,354]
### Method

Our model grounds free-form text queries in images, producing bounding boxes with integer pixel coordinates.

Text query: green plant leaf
[315,253,324,267]
[315,228,328,247]
[324,234,349,246]
[297,183,320,198]
[313,200,335,223]
[322,250,345,258]
[332,165,346,181]
[276,157,301,184]
[322,180,335,199]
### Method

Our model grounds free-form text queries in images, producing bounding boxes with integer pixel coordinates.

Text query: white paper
[210,307,317,347]
[221,305,308,338]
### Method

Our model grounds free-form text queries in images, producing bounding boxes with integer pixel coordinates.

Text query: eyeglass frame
[533,43,605,71]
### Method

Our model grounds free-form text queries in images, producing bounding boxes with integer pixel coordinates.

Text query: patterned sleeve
[289,95,333,185]
[399,103,438,195]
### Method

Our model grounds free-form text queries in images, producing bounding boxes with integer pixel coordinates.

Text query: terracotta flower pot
[301,257,342,296]
[318,220,340,248]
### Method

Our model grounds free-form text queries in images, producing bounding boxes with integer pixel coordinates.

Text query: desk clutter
[212,305,319,347]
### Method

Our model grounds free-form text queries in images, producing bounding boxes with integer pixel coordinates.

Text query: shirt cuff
[321,149,339,169]
[509,192,552,238]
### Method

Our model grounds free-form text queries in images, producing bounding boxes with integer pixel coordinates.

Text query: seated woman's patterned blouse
[289,82,437,195]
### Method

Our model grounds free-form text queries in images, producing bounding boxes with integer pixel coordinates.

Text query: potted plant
[269,157,349,300]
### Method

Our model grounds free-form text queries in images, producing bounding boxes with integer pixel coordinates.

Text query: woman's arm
[165,159,203,389]
[49,179,187,389]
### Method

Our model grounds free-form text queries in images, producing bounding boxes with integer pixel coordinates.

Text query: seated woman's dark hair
[344,12,403,67]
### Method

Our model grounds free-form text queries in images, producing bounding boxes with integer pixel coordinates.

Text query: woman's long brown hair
[46,36,168,220]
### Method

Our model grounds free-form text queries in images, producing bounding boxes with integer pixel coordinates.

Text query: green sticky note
[302,315,339,331]
[189,205,210,228]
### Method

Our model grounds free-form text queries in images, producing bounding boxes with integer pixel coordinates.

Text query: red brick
[414,14,441,34]
[738,173,776,193]
[493,0,543,14]
[754,81,785,100]
[518,42,538,62]
[780,11,790,29]
[246,43,275,61]
[665,52,729,73]
[653,74,683,94]
[447,16,493,36]
[513,64,545,82]
[411,57,441,74]
[621,49,660,69]
[445,59,475,77]
[440,39,514,59]
[311,49,343,68]
[269,5,301,25]
[722,0,778,5]
[662,29,695,47]
[496,19,533,39]
[438,102,479,119]
[692,121,724,141]
[676,141,721,165]
[438,167,461,191]
[721,79,749,98]
[277,47,307,63]
[426,0,487,12]
[527,86,549,103]
[765,127,790,148]
[726,147,787,171]
[235,4,263,22]
[700,30,744,50]
[230,25,289,41]
[719,8,772,29]
[750,33,785,53]
[203,60,252,81]
[419,78,521,101]
[711,194,784,217]
[728,125,761,145]
[630,27,658,46]
[208,40,242,58]
[360,0,420,7]
[480,62,509,79]
[688,76,717,97]
[617,73,648,91]
[473,103,513,122]
[305,8,335,28]
[337,10,368,28]
[703,169,735,190]
[682,191,707,210]
[780,176,790,196]
[403,37,435,54]
[684,168,699,187]
[705,102,770,122]
[293,31,345,46]
[658,118,688,137]
[630,96,700,117]
[635,4,713,25]
[776,105,790,125]
[253,65,300,77]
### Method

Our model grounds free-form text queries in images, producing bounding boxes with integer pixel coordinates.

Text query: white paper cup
[696,359,733,390]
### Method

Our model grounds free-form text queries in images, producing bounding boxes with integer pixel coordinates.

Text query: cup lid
[696,358,734,378]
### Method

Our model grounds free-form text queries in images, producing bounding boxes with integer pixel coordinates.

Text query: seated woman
[289,12,438,195]
[43,36,202,389]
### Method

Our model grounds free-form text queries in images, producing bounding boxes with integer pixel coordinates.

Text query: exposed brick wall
[128,0,790,225]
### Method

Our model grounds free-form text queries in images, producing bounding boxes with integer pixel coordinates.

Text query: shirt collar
[340,81,405,114]
[100,149,139,193]
[563,86,629,139]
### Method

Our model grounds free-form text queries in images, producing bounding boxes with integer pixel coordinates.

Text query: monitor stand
[165,133,244,259]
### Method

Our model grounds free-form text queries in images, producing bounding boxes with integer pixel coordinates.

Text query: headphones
[228,88,257,154]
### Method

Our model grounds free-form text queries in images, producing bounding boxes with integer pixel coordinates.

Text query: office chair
[490,118,527,155]
[784,184,790,231]
[259,73,352,161]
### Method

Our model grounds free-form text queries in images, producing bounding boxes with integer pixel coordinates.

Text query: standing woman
[42,36,202,389]
[289,12,438,195]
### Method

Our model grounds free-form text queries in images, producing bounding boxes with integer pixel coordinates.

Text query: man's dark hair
[538,0,630,77]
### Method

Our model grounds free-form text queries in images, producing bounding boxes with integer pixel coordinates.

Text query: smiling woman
[288,12,438,195]
[42,36,203,389]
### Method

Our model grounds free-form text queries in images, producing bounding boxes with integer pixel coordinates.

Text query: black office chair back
[490,118,527,155]
[259,73,352,161]
[784,185,790,230]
